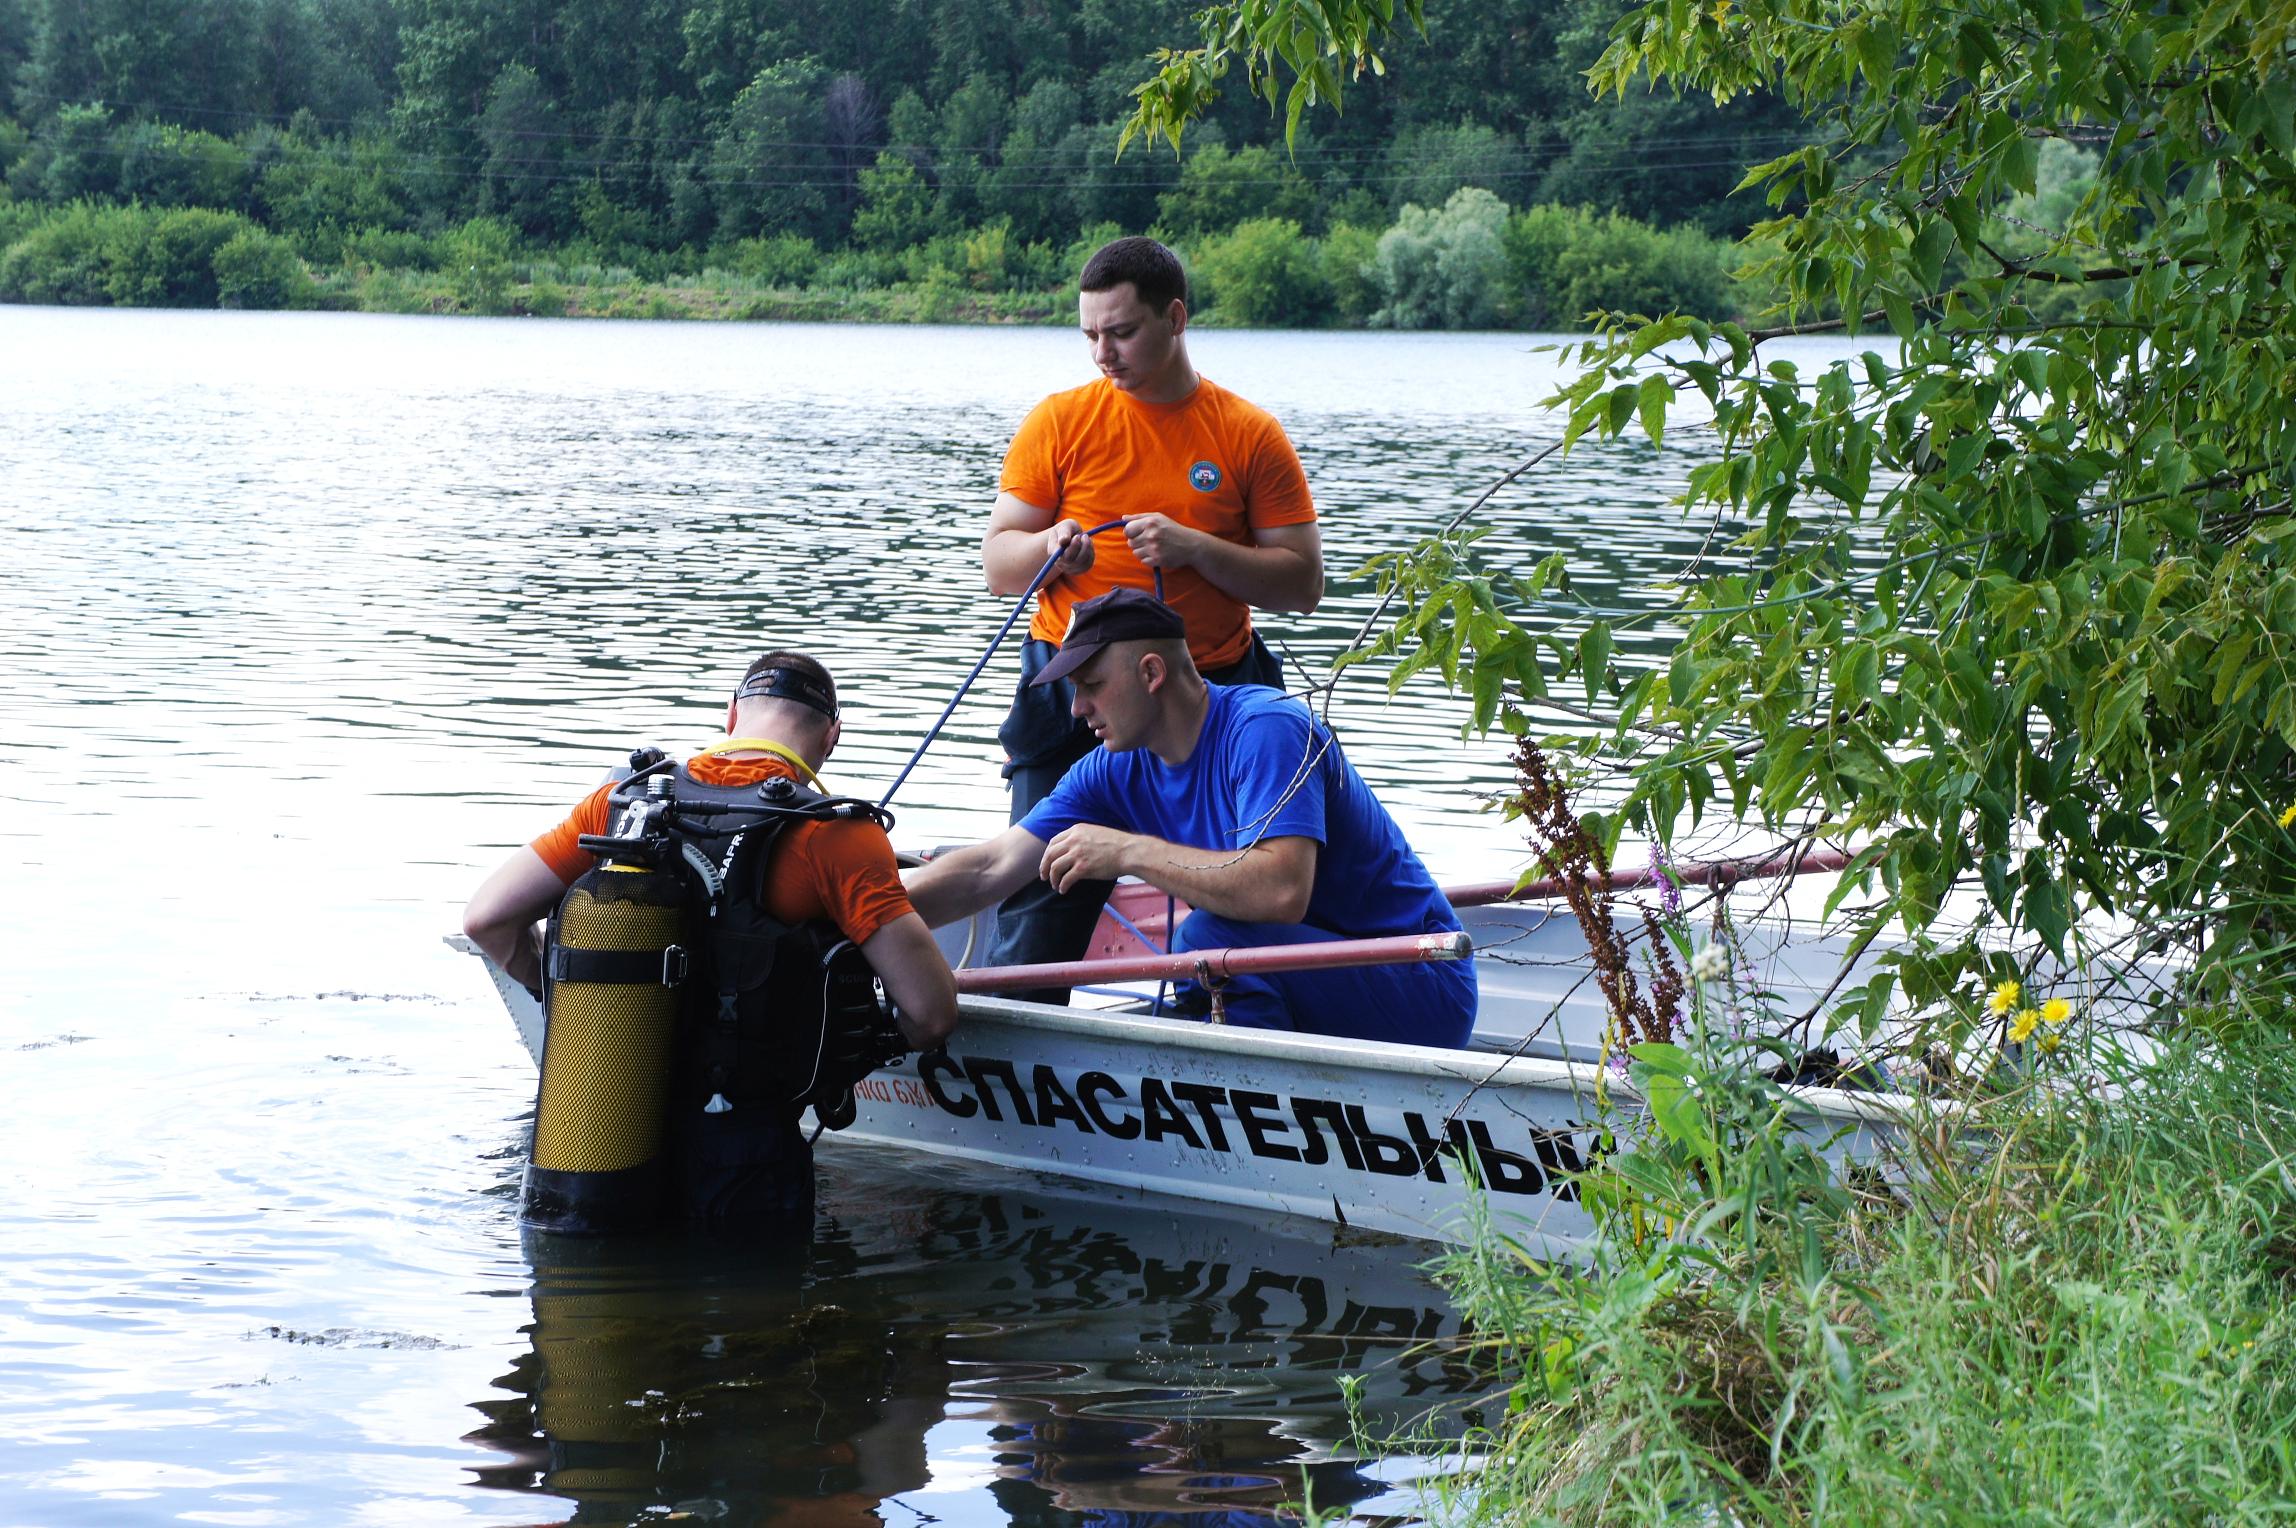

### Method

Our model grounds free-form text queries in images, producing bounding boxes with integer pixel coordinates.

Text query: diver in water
[464,650,958,1234]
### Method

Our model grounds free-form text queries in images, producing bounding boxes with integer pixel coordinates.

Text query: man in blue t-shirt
[904,588,1476,1048]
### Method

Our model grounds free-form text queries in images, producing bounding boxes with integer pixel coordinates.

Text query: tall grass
[1413,1027,2296,1524]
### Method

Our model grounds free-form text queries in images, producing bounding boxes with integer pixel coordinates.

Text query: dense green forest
[0,0,1809,323]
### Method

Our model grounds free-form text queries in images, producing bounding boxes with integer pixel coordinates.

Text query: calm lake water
[0,307,1853,1525]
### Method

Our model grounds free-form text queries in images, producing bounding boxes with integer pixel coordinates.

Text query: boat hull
[840,997,1619,1247]
[465,921,1901,1250]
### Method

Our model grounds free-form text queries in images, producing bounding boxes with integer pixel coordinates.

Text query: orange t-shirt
[529,755,913,947]
[999,375,1317,672]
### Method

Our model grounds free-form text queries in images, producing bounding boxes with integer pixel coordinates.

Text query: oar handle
[954,930,1473,995]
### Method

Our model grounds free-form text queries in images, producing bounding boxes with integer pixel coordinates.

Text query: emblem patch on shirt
[1188,460,1223,492]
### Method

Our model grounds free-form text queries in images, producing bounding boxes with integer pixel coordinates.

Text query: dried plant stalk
[1512,737,1672,1045]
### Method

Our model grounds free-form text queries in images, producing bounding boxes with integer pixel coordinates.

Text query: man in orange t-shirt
[463,650,957,1227]
[979,236,1327,997]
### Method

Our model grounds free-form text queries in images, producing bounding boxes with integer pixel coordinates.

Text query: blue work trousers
[1170,910,1478,1050]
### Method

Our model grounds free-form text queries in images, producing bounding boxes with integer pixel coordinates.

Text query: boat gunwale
[449,933,1951,1133]
[947,992,1946,1131]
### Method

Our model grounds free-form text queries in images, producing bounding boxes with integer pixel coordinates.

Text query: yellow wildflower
[2009,1008,2040,1043]
[2280,804,2296,830]
[1987,979,2021,1016]
[2042,996,2072,1027]
[2037,1029,2062,1053]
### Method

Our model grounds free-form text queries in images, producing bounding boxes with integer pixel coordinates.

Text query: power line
[35,111,1820,196]
[11,84,1818,169]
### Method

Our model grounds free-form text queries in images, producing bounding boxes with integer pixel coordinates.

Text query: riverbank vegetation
[0,184,1759,325]
[1136,0,2296,1518]
[0,0,1795,325]
[1428,957,2296,1522]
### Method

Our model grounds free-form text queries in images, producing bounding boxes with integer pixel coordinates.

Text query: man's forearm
[1130,846,1306,923]
[983,494,1088,596]
[903,830,1040,929]
[860,913,959,1049]
[489,924,545,995]
[464,847,571,996]
[984,527,1054,596]
[1184,536,1322,614]
[1038,825,1313,922]
[900,856,970,929]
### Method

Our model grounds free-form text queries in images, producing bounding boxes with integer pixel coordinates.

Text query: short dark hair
[1079,236,1189,313]
[736,649,837,719]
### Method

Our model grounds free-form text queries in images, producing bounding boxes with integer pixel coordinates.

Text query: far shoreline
[0,278,1623,331]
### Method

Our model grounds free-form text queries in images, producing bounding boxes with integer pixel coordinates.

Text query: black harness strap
[547,944,689,987]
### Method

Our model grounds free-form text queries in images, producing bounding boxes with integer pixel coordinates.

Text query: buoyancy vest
[521,749,910,1234]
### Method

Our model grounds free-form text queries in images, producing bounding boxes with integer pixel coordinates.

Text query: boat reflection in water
[465,1139,1481,1524]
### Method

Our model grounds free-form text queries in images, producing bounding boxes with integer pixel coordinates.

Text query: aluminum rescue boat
[463,851,1913,1251]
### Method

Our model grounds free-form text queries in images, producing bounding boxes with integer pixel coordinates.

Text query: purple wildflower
[1649,841,1682,918]
[1608,1051,1631,1082]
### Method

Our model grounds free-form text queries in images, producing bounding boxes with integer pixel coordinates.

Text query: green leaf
[2022,854,2071,958]
[1882,286,1917,341]
[1832,642,1881,707]
[2005,133,2040,195]
[2156,444,2192,499]
[1982,852,2014,917]
[1943,192,1983,256]
[1470,661,1504,733]
[1848,971,1897,1042]
[1822,841,1891,917]
[2261,75,2295,158]
[1580,620,1614,702]
[2009,348,2051,400]
[1759,731,1815,808]
[1637,373,1675,447]
[2094,675,2148,745]
[1668,650,1707,707]
[1911,220,1952,291]
[1629,1041,1691,1074]
[2210,632,2256,706]
[1605,383,1639,438]
[1608,1148,1691,1207]
[1643,1071,1714,1158]
[1853,20,1895,83]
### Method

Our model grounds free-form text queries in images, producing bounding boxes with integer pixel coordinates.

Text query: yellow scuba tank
[522,856,691,1236]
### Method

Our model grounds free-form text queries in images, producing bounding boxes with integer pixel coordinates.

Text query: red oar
[954,930,1473,995]
[955,846,1852,986]
[1445,845,1851,909]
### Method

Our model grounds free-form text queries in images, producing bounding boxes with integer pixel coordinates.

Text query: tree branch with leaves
[1137,0,2296,1040]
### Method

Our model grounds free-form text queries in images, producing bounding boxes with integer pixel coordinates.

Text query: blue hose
[876,518,1157,811]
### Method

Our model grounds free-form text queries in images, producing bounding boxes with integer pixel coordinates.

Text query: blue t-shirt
[1020,684,1460,942]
